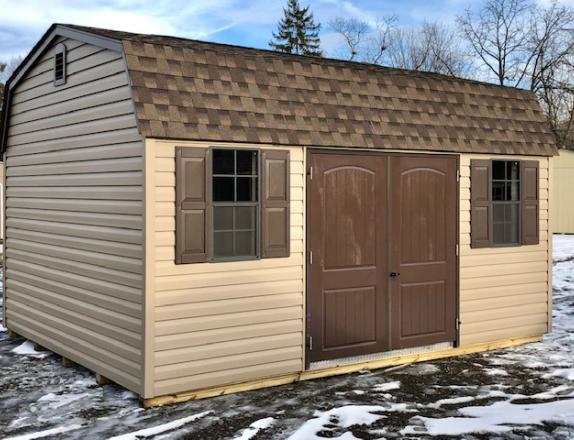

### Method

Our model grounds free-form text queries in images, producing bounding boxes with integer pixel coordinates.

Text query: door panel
[308,154,388,362]
[307,152,457,363]
[389,156,457,349]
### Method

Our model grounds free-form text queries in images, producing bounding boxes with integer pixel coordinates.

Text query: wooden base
[96,374,111,386]
[143,335,542,408]
[33,343,48,352]
[62,357,76,368]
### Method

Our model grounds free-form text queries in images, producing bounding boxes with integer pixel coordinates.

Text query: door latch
[389,272,400,277]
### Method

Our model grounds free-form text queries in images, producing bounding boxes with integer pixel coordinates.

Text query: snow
[107,411,211,440]
[232,417,274,440]
[413,393,574,435]
[4,424,83,440]
[287,406,387,440]
[373,380,400,392]
[37,392,90,409]
[11,341,48,358]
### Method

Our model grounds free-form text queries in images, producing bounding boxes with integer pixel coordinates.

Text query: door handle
[390,272,400,277]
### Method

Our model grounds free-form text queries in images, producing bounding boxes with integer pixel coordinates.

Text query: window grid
[492,160,520,245]
[212,149,259,260]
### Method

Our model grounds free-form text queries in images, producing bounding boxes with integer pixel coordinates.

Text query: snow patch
[11,341,48,358]
[411,395,574,435]
[287,406,386,440]
[4,424,83,440]
[544,368,574,381]
[373,381,400,392]
[484,368,509,376]
[37,392,89,409]
[233,417,274,440]
[107,411,211,439]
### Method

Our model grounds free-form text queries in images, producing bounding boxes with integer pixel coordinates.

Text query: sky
[0,0,570,62]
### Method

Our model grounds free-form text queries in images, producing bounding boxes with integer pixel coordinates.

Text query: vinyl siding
[551,149,574,233]
[459,154,551,346]
[147,139,304,398]
[4,37,145,394]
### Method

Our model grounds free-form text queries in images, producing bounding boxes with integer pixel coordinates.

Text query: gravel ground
[0,236,573,439]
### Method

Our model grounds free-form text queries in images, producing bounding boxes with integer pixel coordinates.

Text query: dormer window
[54,43,66,86]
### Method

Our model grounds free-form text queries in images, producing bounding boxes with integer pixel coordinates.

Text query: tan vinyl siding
[148,139,304,397]
[459,154,550,346]
[551,149,574,233]
[4,37,145,393]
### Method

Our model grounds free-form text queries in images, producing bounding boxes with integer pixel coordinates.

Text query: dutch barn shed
[0,24,557,406]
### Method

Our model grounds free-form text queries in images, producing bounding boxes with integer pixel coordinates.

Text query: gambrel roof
[1,23,558,155]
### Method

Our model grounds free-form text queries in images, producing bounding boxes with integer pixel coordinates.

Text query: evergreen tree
[270,0,322,56]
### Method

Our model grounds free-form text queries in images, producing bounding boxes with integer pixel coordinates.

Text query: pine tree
[269,0,322,56]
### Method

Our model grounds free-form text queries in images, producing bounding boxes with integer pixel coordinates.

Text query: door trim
[304,148,460,369]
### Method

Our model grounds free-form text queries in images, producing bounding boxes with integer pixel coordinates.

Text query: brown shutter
[521,160,539,245]
[470,159,492,248]
[175,147,210,264]
[261,149,290,258]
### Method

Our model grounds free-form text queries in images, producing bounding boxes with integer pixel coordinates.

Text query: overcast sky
[0,0,570,61]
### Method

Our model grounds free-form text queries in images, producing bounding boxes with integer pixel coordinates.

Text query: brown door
[308,152,457,363]
[308,153,389,362]
[388,155,457,349]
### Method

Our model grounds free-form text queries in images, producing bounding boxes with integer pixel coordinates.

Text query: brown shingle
[65,24,558,156]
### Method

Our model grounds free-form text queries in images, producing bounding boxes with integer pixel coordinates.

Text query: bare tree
[457,0,533,86]
[0,56,23,109]
[329,16,396,64]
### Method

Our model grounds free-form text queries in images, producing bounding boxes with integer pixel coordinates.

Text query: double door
[307,152,457,363]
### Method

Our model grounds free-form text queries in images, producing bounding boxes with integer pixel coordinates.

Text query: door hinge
[456,318,461,330]
[308,166,313,180]
[455,243,459,257]
[456,169,460,182]
[307,335,313,350]
[309,250,313,264]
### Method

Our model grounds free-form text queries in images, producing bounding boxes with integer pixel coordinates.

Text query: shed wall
[551,149,574,234]
[3,37,145,393]
[459,154,551,346]
[148,139,305,397]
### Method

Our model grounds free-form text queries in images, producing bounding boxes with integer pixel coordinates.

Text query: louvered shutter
[175,147,210,264]
[521,160,539,245]
[261,150,290,258]
[470,159,492,248]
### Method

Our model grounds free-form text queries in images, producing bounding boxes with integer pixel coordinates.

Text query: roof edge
[1,24,124,154]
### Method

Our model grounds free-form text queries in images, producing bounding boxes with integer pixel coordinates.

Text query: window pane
[237,150,258,175]
[237,177,257,202]
[493,161,506,180]
[493,204,505,222]
[509,203,520,243]
[235,230,256,256]
[507,161,520,180]
[493,223,505,244]
[213,149,234,175]
[214,206,233,231]
[493,182,506,201]
[214,231,234,258]
[235,206,256,230]
[213,177,234,201]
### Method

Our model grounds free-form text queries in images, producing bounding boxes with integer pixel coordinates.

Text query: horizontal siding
[151,141,304,397]
[551,150,574,233]
[459,154,550,346]
[4,37,145,394]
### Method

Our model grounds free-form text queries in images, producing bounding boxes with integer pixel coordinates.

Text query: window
[212,149,259,259]
[54,43,67,86]
[175,147,290,264]
[470,159,539,248]
[492,160,520,245]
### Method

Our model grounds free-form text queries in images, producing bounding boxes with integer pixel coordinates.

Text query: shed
[551,148,574,233]
[0,24,557,406]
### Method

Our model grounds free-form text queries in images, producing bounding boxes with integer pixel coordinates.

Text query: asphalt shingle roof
[67,24,558,156]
